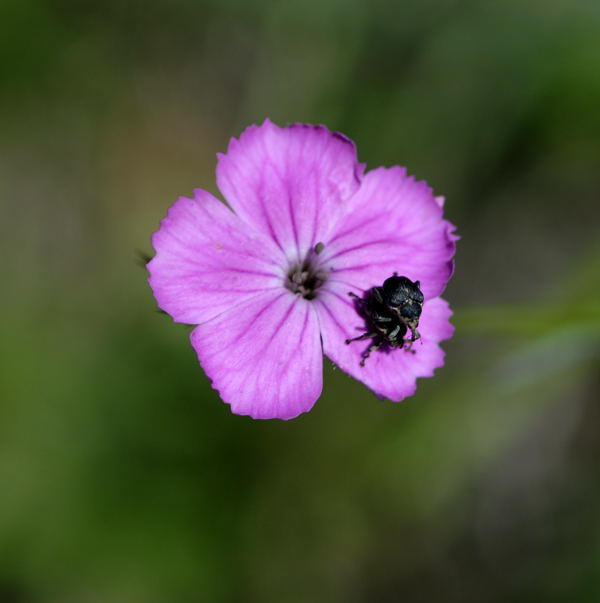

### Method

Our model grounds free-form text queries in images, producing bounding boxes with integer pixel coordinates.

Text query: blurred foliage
[1,0,599,602]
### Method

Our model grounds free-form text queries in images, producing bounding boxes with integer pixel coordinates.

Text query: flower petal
[148,189,284,324]
[321,167,457,300]
[191,290,323,420]
[316,284,453,401]
[216,119,363,262]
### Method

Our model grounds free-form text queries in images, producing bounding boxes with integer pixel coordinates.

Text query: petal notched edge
[191,291,323,420]
[322,166,457,300]
[148,189,283,325]
[316,286,454,402]
[216,119,363,262]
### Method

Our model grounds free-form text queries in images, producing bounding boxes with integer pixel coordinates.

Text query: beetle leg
[403,328,421,352]
[388,324,402,340]
[347,291,366,309]
[360,343,381,366]
[403,340,415,352]
[345,332,377,344]
[407,325,420,341]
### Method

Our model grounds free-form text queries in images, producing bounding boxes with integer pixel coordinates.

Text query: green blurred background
[1,0,600,601]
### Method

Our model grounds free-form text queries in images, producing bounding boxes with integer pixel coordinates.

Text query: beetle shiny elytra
[345,274,424,366]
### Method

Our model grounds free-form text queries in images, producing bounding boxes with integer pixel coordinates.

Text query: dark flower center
[285,243,328,300]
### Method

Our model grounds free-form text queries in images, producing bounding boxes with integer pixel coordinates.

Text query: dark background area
[1,0,599,601]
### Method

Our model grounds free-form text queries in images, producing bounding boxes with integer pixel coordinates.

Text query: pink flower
[148,120,457,420]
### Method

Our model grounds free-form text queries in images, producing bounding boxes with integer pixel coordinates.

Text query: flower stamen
[285,246,328,300]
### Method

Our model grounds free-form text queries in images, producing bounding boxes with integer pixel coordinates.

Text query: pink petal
[148,189,284,324]
[216,119,363,263]
[191,290,323,420]
[321,167,457,300]
[316,284,454,401]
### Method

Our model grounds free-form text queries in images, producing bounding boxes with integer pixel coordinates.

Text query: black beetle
[345,273,424,366]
